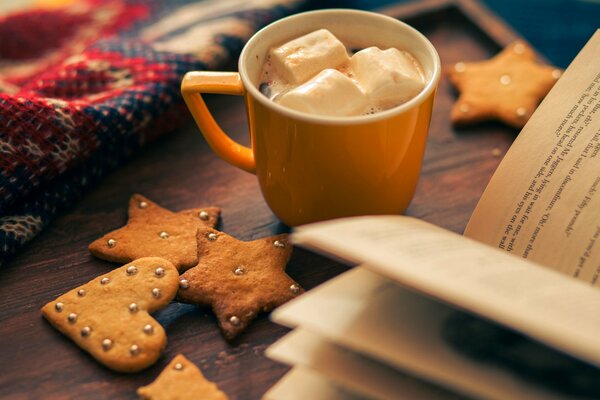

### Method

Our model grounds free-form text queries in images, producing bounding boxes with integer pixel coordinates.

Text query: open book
[265,30,600,400]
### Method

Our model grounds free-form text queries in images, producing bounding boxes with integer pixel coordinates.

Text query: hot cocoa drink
[258,29,425,117]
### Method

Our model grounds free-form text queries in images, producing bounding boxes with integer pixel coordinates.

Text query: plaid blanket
[0,0,305,266]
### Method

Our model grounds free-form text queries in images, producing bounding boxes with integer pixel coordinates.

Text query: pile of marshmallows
[263,29,426,117]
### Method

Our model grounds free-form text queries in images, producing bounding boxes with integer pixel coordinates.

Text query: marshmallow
[270,29,350,84]
[277,69,367,116]
[350,47,425,109]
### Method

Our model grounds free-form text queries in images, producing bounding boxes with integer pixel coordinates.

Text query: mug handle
[181,71,256,173]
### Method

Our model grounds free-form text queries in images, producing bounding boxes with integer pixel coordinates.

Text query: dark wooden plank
[0,2,529,399]
[380,0,524,50]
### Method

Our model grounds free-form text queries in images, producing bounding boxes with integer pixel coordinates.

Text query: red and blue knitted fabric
[0,0,305,266]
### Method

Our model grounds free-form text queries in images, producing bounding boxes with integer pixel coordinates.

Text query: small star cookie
[41,257,179,373]
[89,194,220,271]
[177,226,304,340]
[448,41,562,128]
[137,354,228,400]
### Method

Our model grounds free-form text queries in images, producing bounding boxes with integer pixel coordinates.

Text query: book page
[267,328,459,400]
[465,30,600,282]
[292,215,600,367]
[271,267,575,400]
[262,367,362,400]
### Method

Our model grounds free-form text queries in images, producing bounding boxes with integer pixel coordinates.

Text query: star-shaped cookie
[448,41,562,128]
[177,226,303,340]
[137,354,228,400]
[89,194,220,271]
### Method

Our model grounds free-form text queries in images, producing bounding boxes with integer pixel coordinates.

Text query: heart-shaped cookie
[41,257,178,372]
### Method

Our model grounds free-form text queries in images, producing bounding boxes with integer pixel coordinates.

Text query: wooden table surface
[0,1,527,399]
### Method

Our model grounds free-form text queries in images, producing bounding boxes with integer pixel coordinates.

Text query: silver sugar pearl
[139,201,148,209]
[107,238,116,248]
[152,288,161,298]
[155,267,165,277]
[129,303,138,313]
[159,231,169,239]
[516,107,528,118]
[199,211,209,221]
[101,277,110,285]
[454,62,466,73]
[234,266,245,276]
[207,232,218,241]
[229,316,240,326]
[126,265,138,275]
[174,362,184,371]
[179,279,189,289]
[81,326,91,337]
[67,313,77,323]
[273,240,285,248]
[289,284,301,294]
[143,324,154,334]
[55,302,64,312]
[499,74,512,86]
[130,344,140,356]
[513,43,525,54]
[552,69,562,79]
[77,289,86,297]
[102,338,113,351]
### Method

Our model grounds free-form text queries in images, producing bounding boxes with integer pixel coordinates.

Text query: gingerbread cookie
[137,354,228,400]
[177,227,303,340]
[89,194,220,271]
[447,41,562,128]
[41,257,179,372]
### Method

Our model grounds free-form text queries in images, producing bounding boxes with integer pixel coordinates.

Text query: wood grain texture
[0,1,526,399]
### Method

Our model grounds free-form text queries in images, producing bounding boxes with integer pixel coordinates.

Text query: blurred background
[313,0,600,68]
[1,0,598,68]
[0,0,597,263]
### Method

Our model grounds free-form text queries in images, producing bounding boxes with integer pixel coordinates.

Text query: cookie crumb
[137,354,228,400]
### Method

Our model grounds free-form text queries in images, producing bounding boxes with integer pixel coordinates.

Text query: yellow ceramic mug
[181,9,440,226]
